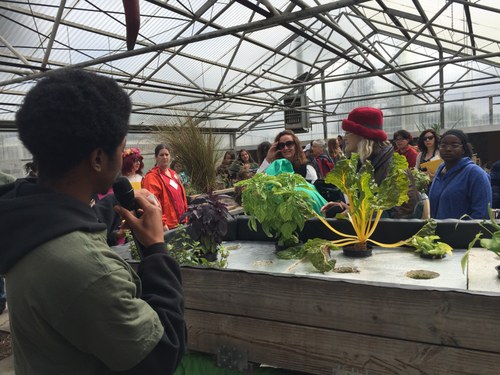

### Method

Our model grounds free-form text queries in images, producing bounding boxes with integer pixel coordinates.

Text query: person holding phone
[257,129,318,183]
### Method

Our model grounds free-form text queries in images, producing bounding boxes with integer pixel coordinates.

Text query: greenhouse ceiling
[1,0,500,140]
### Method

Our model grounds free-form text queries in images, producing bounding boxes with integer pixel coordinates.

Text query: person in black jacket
[0,69,186,374]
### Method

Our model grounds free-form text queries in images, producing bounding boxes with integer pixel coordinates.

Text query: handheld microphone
[112,176,145,260]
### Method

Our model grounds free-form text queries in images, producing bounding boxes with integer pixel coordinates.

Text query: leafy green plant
[124,231,140,261]
[321,153,411,249]
[180,193,230,257]
[235,172,317,248]
[411,168,431,194]
[408,235,452,258]
[461,207,500,272]
[166,227,229,268]
[276,238,338,273]
[155,112,222,194]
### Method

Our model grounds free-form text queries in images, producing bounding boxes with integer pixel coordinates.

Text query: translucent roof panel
[0,0,499,143]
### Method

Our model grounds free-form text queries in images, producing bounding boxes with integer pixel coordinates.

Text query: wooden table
[181,243,500,374]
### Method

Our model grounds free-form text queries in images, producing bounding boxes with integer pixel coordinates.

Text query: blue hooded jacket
[429,157,492,219]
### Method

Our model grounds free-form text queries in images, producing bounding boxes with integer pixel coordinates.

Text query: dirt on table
[0,332,12,361]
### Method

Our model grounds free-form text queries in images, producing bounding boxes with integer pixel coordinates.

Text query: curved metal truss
[1,0,500,144]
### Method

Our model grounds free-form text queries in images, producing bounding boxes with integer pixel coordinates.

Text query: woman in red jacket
[142,144,188,230]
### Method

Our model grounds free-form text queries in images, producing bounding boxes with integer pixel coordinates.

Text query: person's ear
[89,148,104,172]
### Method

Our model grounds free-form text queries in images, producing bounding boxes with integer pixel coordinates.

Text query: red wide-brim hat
[342,107,387,141]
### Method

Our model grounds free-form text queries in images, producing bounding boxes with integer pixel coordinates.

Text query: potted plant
[235,171,317,250]
[180,193,231,263]
[408,235,453,259]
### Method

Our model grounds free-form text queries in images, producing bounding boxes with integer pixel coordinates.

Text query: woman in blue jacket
[429,129,492,219]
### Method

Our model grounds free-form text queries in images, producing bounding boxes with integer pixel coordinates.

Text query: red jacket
[142,166,188,229]
[397,146,418,168]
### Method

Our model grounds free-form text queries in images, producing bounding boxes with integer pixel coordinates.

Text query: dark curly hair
[417,129,439,153]
[16,69,131,179]
[393,129,412,142]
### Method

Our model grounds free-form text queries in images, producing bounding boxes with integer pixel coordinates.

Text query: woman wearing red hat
[322,107,420,218]
[341,107,394,185]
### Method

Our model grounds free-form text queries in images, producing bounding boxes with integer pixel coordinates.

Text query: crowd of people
[0,68,499,373]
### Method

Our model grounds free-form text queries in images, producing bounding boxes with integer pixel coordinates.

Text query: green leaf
[378,153,410,209]
[276,245,306,259]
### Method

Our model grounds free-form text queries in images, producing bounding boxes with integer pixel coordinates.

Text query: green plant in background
[236,172,317,248]
[411,168,431,194]
[461,207,500,272]
[416,122,442,135]
[155,112,222,194]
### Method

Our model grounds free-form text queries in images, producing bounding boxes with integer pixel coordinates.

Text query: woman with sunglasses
[257,129,318,183]
[415,129,440,174]
[428,129,491,219]
[121,147,144,190]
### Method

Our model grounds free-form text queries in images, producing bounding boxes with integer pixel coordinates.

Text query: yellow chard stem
[367,238,408,248]
[332,239,361,247]
[314,213,358,240]
[365,210,383,240]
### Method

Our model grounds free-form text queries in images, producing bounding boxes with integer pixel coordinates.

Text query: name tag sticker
[169,178,179,190]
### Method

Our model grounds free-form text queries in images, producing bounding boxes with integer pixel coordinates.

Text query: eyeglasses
[423,136,435,141]
[277,141,295,150]
[438,143,462,150]
[132,157,142,162]
[394,137,406,142]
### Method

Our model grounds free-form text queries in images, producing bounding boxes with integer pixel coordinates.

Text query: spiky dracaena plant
[155,113,222,194]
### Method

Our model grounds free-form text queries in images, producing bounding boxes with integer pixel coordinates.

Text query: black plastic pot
[420,253,446,260]
[342,245,372,258]
[200,251,218,263]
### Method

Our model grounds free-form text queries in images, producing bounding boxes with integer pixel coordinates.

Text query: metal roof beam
[462,1,476,56]
[0,34,37,73]
[41,0,66,69]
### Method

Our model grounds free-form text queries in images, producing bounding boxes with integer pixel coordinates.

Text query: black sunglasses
[423,136,435,141]
[277,141,295,150]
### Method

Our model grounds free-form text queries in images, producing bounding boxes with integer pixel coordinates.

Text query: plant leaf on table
[276,238,338,273]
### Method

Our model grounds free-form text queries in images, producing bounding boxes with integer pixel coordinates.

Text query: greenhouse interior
[1,1,500,374]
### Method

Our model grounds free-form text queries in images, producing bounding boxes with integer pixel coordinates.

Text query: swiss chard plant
[320,153,411,249]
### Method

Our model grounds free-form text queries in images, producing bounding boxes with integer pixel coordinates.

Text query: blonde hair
[356,139,391,164]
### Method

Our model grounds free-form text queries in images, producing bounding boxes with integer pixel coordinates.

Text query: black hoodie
[0,178,186,374]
